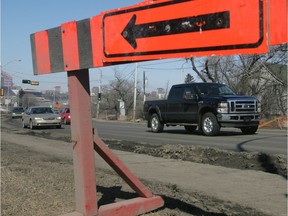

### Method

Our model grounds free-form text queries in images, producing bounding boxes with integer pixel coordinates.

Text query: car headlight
[57,116,61,120]
[34,117,43,120]
[217,102,228,113]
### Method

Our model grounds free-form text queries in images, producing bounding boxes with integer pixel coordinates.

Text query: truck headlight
[34,117,43,120]
[217,102,228,113]
[57,116,61,120]
[257,101,261,113]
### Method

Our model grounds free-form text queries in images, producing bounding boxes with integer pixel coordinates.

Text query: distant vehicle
[59,107,71,124]
[22,106,61,129]
[11,107,25,118]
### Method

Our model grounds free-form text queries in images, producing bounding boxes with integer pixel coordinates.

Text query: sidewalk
[96,150,287,216]
[2,131,287,216]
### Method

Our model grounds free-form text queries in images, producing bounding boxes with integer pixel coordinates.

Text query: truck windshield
[196,83,235,96]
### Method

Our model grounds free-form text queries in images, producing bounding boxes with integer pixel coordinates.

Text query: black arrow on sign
[121,11,230,49]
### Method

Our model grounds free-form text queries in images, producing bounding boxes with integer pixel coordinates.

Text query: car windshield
[31,107,54,114]
[13,107,24,112]
[196,83,235,96]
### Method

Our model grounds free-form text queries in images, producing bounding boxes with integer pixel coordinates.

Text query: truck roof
[172,82,226,87]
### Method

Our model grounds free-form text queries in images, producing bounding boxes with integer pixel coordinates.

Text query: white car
[11,107,25,118]
[22,106,61,129]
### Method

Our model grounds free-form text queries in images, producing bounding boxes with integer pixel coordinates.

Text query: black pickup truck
[144,83,261,136]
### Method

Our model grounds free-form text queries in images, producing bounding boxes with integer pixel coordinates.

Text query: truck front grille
[229,100,257,113]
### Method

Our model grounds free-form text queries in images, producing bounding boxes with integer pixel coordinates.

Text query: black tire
[241,126,258,135]
[184,125,197,133]
[201,112,220,136]
[150,113,164,133]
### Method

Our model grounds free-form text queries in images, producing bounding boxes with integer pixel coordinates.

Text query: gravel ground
[1,118,287,216]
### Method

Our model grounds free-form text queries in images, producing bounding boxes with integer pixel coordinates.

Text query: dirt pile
[11,127,287,178]
[105,139,287,178]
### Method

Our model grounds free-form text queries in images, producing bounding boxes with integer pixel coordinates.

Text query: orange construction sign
[269,0,287,45]
[102,0,267,62]
[30,0,286,75]
[29,1,287,216]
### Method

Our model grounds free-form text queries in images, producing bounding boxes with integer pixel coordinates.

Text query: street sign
[31,81,39,85]
[30,0,288,75]
[28,1,286,215]
[102,0,267,62]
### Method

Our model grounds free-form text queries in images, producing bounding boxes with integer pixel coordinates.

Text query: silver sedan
[22,106,61,129]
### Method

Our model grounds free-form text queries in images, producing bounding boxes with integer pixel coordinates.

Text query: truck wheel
[241,126,258,135]
[150,114,164,133]
[184,126,197,133]
[201,112,220,136]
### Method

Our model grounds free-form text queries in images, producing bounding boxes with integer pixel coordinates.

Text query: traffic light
[98,93,102,101]
[22,79,31,84]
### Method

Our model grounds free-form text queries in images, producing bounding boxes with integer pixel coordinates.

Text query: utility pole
[96,69,102,119]
[133,63,138,122]
[143,71,146,103]
[181,59,188,83]
[165,80,170,99]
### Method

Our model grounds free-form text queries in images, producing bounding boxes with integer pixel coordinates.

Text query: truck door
[166,86,183,121]
[181,87,198,123]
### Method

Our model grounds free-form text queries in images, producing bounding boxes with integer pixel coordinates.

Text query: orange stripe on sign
[269,0,287,45]
[61,21,80,71]
[91,14,107,67]
[34,31,51,74]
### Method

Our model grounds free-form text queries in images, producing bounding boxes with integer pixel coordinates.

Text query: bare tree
[100,69,142,118]
[189,44,287,116]
[21,94,38,108]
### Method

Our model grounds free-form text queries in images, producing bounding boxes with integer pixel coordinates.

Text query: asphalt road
[5,117,287,155]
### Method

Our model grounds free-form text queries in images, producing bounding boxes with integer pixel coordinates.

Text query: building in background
[1,70,15,96]
[54,86,61,94]
[91,86,100,96]
[157,88,166,99]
